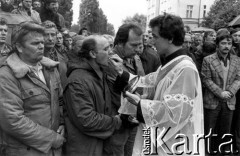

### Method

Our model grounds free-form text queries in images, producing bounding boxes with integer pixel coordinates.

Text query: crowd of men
[1,0,240,156]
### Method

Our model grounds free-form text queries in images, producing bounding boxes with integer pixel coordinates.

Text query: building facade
[146,0,215,30]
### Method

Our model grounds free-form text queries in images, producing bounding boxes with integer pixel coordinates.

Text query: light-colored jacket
[12,7,41,24]
[0,53,63,156]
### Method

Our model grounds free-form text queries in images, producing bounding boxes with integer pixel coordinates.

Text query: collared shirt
[23,61,46,84]
[217,50,230,67]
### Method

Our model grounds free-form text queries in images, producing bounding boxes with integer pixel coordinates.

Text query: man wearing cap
[0,21,65,156]
[40,0,65,31]
[201,29,240,154]
[0,18,11,63]
[12,0,41,24]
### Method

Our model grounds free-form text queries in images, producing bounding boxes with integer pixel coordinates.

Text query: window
[186,5,193,18]
[203,5,206,18]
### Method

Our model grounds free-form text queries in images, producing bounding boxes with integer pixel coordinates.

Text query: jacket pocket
[21,88,43,100]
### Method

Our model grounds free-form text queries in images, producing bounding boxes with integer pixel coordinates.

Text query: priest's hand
[125,91,140,106]
[109,54,124,76]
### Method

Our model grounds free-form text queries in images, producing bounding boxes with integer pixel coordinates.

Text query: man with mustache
[201,30,240,154]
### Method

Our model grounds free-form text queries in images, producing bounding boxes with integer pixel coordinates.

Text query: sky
[72,0,148,31]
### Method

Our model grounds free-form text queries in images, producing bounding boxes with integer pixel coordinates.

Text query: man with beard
[40,0,65,31]
[32,0,41,13]
[0,21,65,156]
[12,0,41,24]
[0,18,11,62]
[202,30,240,155]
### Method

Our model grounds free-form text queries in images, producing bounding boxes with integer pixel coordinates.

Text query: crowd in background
[1,0,240,156]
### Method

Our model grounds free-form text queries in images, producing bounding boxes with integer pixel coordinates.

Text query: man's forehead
[24,32,44,41]
[220,38,232,42]
[24,0,32,2]
[233,31,240,35]
[128,30,142,43]
[44,28,57,34]
[56,33,62,37]
[185,35,191,41]
[96,37,109,48]
[0,25,8,29]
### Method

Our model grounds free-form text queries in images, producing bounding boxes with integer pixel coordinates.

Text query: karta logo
[142,127,238,155]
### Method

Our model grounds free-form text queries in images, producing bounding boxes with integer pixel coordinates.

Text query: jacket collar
[6,53,59,78]
[67,58,103,80]
[217,50,230,67]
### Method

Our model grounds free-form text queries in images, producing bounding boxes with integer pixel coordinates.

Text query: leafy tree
[122,13,147,31]
[202,0,240,30]
[106,23,115,36]
[78,0,115,34]
[58,0,73,28]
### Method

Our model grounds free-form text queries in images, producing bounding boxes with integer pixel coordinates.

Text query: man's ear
[168,39,173,44]
[89,50,97,59]
[16,43,23,54]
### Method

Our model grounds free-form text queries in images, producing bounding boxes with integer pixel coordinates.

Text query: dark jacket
[40,9,65,31]
[0,53,63,156]
[63,58,121,156]
[140,46,161,74]
[44,47,68,90]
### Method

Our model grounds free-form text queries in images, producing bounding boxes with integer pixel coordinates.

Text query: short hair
[78,27,88,35]
[184,25,191,33]
[56,31,63,36]
[0,18,8,26]
[114,23,143,46]
[45,0,58,5]
[149,14,185,46]
[203,31,215,42]
[79,36,97,59]
[33,0,41,3]
[12,21,44,47]
[64,33,72,39]
[42,20,57,30]
[216,34,233,45]
[72,35,85,46]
